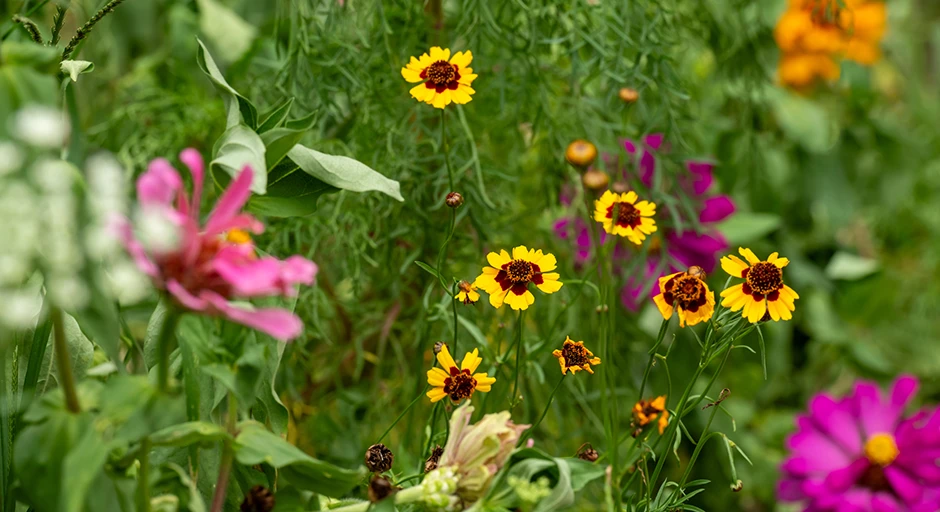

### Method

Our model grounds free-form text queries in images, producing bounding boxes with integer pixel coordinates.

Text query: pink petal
[786,416,853,471]
[699,195,736,223]
[810,394,863,454]
[884,466,924,503]
[890,375,919,411]
[685,160,714,195]
[281,255,317,287]
[167,280,209,311]
[213,257,282,297]
[115,218,160,278]
[138,158,182,207]
[854,381,895,437]
[644,133,664,150]
[179,148,204,218]
[871,492,903,512]
[623,138,638,155]
[638,150,655,188]
[207,294,303,341]
[777,478,806,501]
[205,166,255,236]
[824,458,868,493]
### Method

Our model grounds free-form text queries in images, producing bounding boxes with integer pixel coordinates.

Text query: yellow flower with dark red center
[719,248,800,323]
[653,266,715,327]
[455,280,480,305]
[565,140,597,168]
[632,396,669,435]
[426,345,495,403]
[593,190,657,245]
[552,337,601,375]
[401,47,477,109]
[472,246,563,311]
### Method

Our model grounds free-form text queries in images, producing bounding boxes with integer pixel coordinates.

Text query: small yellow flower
[426,345,495,403]
[401,47,477,109]
[552,337,601,375]
[719,248,800,323]
[455,280,480,305]
[593,190,657,245]
[652,266,715,328]
[472,246,563,311]
[632,396,669,435]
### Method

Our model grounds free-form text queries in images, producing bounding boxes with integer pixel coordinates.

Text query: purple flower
[779,375,940,511]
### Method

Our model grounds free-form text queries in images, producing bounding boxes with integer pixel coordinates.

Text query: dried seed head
[433,341,448,355]
[424,445,444,473]
[687,265,706,280]
[576,443,599,462]
[445,191,464,208]
[618,87,639,103]
[611,181,629,193]
[565,140,597,168]
[582,169,610,191]
[368,476,398,502]
[240,485,275,512]
[365,443,394,473]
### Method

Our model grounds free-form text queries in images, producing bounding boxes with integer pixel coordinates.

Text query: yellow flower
[652,266,715,327]
[455,280,480,305]
[777,53,841,88]
[593,190,657,245]
[472,246,563,311]
[426,345,495,403]
[401,47,477,109]
[552,337,601,375]
[719,248,800,323]
[632,396,669,435]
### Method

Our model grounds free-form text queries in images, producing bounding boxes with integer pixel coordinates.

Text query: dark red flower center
[560,342,590,368]
[857,464,893,494]
[442,367,476,401]
[743,262,783,296]
[607,201,641,228]
[421,60,461,93]
[494,259,544,296]
[159,235,234,301]
[662,274,708,313]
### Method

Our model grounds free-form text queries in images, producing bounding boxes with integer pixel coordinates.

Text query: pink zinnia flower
[120,149,317,341]
[779,375,940,511]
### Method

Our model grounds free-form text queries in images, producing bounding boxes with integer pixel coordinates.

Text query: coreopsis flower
[401,47,477,109]
[426,345,495,403]
[437,403,529,502]
[472,246,563,310]
[719,248,799,324]
[552,337,601,375]
[593,190,657,245]
[632,396,669,435]
[454,280,479,305]
[779,375,940,510]
[119,149,317,341]
[652,266,715,327]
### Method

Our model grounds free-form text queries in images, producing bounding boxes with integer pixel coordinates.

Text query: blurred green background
[5,0,940,509]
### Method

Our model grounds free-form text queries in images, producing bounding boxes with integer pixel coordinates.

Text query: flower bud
[445,192,464,208]
[731,479,744,492]
[618,87,639,103]
[433,341,448,355]
[368,476,398,503]
[611,181,629,193]
[240,485,275,512]
[425,445,444,473]
[582,169,609,191]
[565,140,597,168]
[365,443,394,473]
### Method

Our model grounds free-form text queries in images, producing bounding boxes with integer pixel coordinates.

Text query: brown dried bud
[365,443,394,473]
[424,445,444,473]
[240,485,275,512]
[618,87,639,103]
[576,443,599,462]
[611,181,629,193]
[433,341,447,355]
[686,265,706,280]
[445,191,464,208]
[731,479,743,492]
[368,476,398,502]
[582,169,609,191]
[565,140,597,168]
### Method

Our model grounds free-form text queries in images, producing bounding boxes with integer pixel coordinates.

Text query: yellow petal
[436,344,457,370]
[468,290,480,302]
[536,278,563,294]
[451,88,473,104]
[401,66,424,83]
[653,293,674,320]
[427,367,449,386]
[427,388,448,402]
[429,46,450,61]
[504,289,534,311]
[487,250,511,268]
[622,191,638,204]
[461,348,482,373]
[431,90,452,109]
[473,272,499,293]
[450,50,473,68]
[410,83,433,102]
[721,255,749,278]
[739,247,760,265]
[747,299,767,323]
[459,73,478,85]
[512,246,530,260]
[473,373,496,387]
[773,257,790,268]
[489,289,509,309]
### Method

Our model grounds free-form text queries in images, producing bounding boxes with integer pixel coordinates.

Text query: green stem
[377,386,428,444]
[440,109,455,190]
[135,438,151,512]
[210,393,237,512]
[637,318,670,401]
[329,485,426,512]
[519,374,564,445]
[51,308,80,413]
[156,307,182,394]
[510,310,525,406]
[420,402,441,472]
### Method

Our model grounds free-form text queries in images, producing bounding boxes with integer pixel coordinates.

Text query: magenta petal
[699,195,736,223]
[824,459,868,492]
[685,160,714,195]
[644,133,664,150]
[214,257,281,297]
[167,280,209,311]
[884,466,924,503]
[777,478,806,501]
[179,148,204,217]
[890,375,920,410]
[854,381,895,437]
[810,394,863,453]
[871,493,903,512]
[281,255,318,286]
[205,293,303,341]
[205,166,255,236]
[138,158,182,207]
[115,218,160,278]
[639,150,656,187]
[623,138,638,155]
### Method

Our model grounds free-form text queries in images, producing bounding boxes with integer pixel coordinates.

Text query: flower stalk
[210,393,238,512]
[51,308,80,413]
[156,306,182,394]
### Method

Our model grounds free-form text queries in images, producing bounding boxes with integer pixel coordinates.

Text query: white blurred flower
[86,152,127,216]
[13,106,69,148]
[47,275,89,310]
[134,206,181,254]
[0,287,43,329]
[107,261,151,305]
[31,159,75,192]
[0,142,24,176]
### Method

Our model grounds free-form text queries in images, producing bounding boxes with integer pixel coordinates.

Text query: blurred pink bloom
[120,149,317,341]
[779,375,940,511]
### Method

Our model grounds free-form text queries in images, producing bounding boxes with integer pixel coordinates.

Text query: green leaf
[768,87,837,153]
[195,0,257,64]
[257,97,295,133]
[211,123,267,194]
[233,421,366,497]
[247,159,338,218]
[0,41,60,68]
[195,38,257,129]
[60,60,94,82]
[824,251,880,280]
[414,261,443,281]
[260,112,317,171]
[715,212,781,246]
[288,144,404,202]
[150,421,231,448]
[566,458,605,491]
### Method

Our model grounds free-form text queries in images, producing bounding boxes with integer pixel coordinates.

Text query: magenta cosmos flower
[779,375,940,511]
[120,149,317,341]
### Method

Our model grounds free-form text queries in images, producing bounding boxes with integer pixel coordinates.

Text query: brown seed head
[577,443,599,462]
[445,191,464,208]
[433,341,448,355]
[240,485,275,512]
[365,443,394,473]
[582,169,610,191]
[566,139,597,168]
[368,476,398,503]
[611,181,629,193]
[424,445,444,473]
[619,87,640,103]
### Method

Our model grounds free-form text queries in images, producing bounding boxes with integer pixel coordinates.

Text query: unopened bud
[445,192,464,208]
[368,476,398,502]
[576,443,599,462]
[687,265,706,280]
[611,181,629,193]
[618,87,639,103]
[582,169,609,191]
[565,140,597,168]
[731,479,743,492]
[365,443,394,473]
[433,341,447,355]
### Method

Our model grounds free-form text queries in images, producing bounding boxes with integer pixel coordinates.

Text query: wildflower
[618,87,639,103]
[581,168,609,191]
[719,248,799,323]
[368,476,398,503]
[438,403,529,502]
[652,266,715,327]
[454,280,479,305]
[472,246,562,310]
[401,47,477,109]
[426,345,495,403]
[632,396,669,435]
[552,337,601,375]
[565,139,597,168]
[593,190,657,245]
[779,375,940,511]
[118,149,317,341]
[445,191,464,208]
[240,486,275,512]
[365,443,394,473]
[420,466,459,509]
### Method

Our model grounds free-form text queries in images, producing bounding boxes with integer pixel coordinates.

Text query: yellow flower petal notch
[593,190,657,245]
[401,46,477,109]
[454,280,480,305]
[472,246,563,311]
[632,396,669,435]
[551,337,601,375]
[719,248,800,324]
[426,344,495,404]
[652,266,716,328]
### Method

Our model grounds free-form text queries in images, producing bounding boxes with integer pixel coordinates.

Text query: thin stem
[420,402,441,472]
[210,393,237,512]
[637,318,670,401]
[61,0,129,60]
[510,310,525,406]
[451,281,459,355]
[440,109,455,190]
[135,438,151,512]
[156,306,181,393]
[51,308,80,413]
[519,374,564,445]
[377,386,428,444]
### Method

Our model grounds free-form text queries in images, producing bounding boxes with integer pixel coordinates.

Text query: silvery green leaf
[59,60,94,82]
[211,123,267,194]
[288,144,404,202]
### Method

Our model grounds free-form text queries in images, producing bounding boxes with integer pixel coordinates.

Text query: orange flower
[632,396,669,435]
